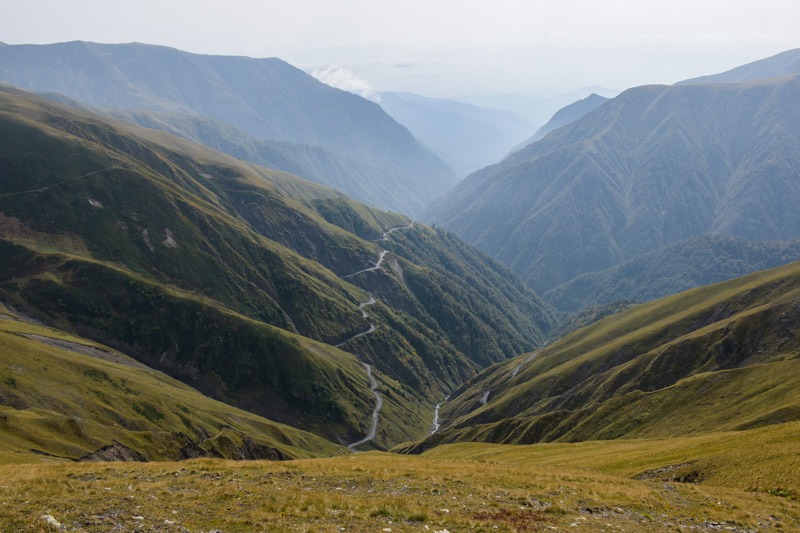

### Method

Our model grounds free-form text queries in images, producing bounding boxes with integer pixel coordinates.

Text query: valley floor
[3,424,799,532]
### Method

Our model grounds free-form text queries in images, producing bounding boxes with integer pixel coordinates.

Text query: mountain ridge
[0,41,455,216]
[678,48,800,86]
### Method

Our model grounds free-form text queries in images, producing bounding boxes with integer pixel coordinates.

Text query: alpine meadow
[1,4,800,531]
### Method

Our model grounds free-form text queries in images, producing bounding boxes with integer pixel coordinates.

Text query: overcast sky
[3,0,799,98]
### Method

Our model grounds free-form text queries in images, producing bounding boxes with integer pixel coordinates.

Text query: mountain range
[429,58,800,309]
[0,41,454,217]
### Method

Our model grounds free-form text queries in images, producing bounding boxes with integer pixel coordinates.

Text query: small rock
[132,515,144,520]
[42,514,62,528]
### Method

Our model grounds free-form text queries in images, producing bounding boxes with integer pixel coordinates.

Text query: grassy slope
[1,424,798,531]
[0,303,343,463]
[425,421,800,495]
[404,260,800,450]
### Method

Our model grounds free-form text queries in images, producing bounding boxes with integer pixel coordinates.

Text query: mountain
[401,260,800,452]
[515,93,608,149]
[0,85,554,450]
[0,301,342,462]
[378,92,534,178]
[0,41,455,216]
[678,48,800,86]
[429,71,800,298]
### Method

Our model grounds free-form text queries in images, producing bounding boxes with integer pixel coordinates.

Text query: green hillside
[0,85,553,449]
[401,260,800,451]
[0,302,343,463]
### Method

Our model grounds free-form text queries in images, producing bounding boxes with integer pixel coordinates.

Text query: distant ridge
[677,48,800,85]
[514,93,608,149]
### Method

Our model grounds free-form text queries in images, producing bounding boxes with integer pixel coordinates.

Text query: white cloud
[311,65,380,102]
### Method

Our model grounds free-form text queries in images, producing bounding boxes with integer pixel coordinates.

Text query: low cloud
[311,65,380,102]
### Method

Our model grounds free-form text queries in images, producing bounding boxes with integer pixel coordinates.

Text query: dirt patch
[634,462,705,483]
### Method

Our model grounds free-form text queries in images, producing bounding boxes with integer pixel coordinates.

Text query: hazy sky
[3,0,799,98]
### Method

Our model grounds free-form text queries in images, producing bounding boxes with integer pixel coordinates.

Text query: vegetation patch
[473,508,554,531]
[131,401,164,423]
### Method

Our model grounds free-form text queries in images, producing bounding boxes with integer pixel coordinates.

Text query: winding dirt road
[347,363,383,451]
[338,222,413,450]
[343,251,389,279]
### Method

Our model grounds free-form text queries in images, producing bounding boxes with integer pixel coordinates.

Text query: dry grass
[1,451,798,532]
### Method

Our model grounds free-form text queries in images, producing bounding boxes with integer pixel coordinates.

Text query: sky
[2,0,799,99]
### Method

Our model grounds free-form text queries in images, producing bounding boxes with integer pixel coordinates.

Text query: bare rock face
[79,441,148,462]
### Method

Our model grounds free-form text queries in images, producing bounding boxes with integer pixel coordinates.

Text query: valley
[1,33,800,533]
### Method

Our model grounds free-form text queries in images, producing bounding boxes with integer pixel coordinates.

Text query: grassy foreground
[2,424,799,532]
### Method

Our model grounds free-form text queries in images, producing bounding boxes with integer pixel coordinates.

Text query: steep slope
[0,302,343,462]
[0,86,554,448]
[0,41,455,216]
[678,47,800,86]
[402,260,800,452]
[378,92,533,177]
[429,72,800,295]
